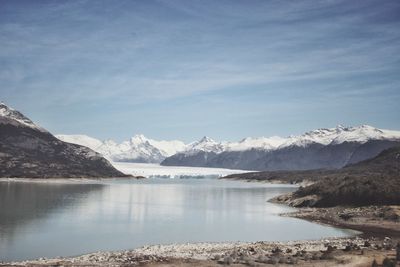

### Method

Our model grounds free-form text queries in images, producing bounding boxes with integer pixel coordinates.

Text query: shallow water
[0,178,354,261]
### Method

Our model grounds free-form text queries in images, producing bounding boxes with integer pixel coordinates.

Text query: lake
[0,178,354,261]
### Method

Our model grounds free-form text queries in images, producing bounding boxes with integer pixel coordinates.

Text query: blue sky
[0,0,399,142]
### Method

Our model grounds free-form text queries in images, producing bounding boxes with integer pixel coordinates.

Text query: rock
[286,256,297,264]
[223,256,233,265]
[311,252,322,260]
[267,257,279,264]
[303,253,312,261]
[256,255,269,263]
[239,255,251,262]
[326,245,335,252]
[245,259,257,267]
[271,247,282,254]
[321,251,334,260]
[382,257,396,267]
[278,257,286,263]
[396,242,400,261]
[343,245,352,252]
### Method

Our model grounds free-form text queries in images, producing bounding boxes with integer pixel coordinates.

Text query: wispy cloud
[0,0,399,141]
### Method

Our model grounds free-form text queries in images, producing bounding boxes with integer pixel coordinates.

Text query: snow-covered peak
[186,136,225,153]
[281,125,400,147]
[130,134,148,144]
[0,102,47,132]
[148,139,187,156]
[330,124,395,145]
[227,136,287,151]
[104,139,118,146]
[199,136,214,143]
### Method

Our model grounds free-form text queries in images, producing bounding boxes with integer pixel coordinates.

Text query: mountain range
[56,134,186,163]
[0,103,126,178]
[57,125,400,171]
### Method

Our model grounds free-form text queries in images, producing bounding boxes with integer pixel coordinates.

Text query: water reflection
[0,182,104,237]
[0,182,104,261]
[0,179,353,261]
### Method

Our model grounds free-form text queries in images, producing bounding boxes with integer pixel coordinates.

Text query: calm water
[0,178,354,261]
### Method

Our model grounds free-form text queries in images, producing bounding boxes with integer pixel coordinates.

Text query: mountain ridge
[161,125,400,170]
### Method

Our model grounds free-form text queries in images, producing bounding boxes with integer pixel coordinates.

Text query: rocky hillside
[268,147,400,207]
[0,103,127,178]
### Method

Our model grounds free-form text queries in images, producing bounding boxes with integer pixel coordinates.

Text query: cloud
[0,0,399,140]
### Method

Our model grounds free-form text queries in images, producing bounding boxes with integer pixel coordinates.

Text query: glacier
[110,162,253,179]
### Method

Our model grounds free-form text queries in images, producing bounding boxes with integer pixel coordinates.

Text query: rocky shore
[3,236,399,267]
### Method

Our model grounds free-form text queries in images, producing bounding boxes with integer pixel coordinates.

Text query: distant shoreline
[0,176,144,184]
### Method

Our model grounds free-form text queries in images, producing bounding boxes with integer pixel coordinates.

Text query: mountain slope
[161,125,400,171]
[0,103,126,178]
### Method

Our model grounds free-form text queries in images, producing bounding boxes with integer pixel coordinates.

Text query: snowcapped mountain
[226,136,288,151]
[176,125,400,154]
[279,125,400,147]
[162,125,400,171]
[57,124,400,169]
[0,103,126,178]
[185,136,225,154]
[56,134,187,163]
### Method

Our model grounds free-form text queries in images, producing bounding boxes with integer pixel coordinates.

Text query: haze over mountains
[58,125,400,171]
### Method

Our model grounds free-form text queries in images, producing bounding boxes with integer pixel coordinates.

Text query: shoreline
[3,236,398,266]
[0,176,145,184]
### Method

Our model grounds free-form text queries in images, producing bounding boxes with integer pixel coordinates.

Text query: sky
[0,0,399,142]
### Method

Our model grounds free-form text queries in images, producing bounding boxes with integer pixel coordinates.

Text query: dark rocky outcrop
[0,103,127,178]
